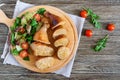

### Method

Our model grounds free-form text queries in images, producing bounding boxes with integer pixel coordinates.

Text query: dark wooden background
[0,0,120,80]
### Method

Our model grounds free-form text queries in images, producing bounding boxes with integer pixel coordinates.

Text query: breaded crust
[30,42,54,56]
[34,26,50,44]
[53,26,67,39]
[54,35,69,47]
[36,57,55,70]
[57,47,70,60]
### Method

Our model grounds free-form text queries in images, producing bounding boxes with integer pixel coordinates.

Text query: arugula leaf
[83,7,101,28]
[37,8,46,15]
[10,33,15,45]
[11,48,20,55]
[30,19,38,27]
[10,17,21,32]
[26,35,33,44]
[15,17,21,26]
[94,35,109,52]
[23,56,30,61]
[10,25,15,32]
[30,19,38,35]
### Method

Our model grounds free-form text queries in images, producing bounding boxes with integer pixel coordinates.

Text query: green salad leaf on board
[37,8,46,15]
[31,18,38,27]
[23,56,30,61]
[11,48,20,55]
[15,17,21,26]
[10,33,15,46]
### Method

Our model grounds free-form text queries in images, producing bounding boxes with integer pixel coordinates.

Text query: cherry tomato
[107,23,115,31]
[19,27,25,33]
[34,14,41,21]
[19,50,29,58]
[21,42,29,50]
[80,10,88,18]
[85,29,93,37]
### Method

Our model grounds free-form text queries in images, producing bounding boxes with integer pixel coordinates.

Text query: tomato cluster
[80,9,115,37]
[20,42,29,58]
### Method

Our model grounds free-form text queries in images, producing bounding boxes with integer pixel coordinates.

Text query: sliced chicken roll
[57,47,70,60]
[54,36,69,47]
[30,42,54,56]
[53,26,67,39]
[36,57,55,70]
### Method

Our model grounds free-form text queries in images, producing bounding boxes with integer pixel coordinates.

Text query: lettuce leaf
[11,48,20,55]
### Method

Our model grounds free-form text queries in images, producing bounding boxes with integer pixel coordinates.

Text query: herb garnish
[11,48,20,55]
[83,7,101,28]
[37,8,46,15]
[94,35,109,52]
[23,56,30,61]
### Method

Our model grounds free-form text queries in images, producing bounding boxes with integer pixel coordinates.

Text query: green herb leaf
[10,33,15,45]
[30,19,38,27]
[37,8,46,15]
[23,56,30,61]
[11,48,20,55]
[94,35,109,52]
[83,7,101,28]
[22,33,27,38]
[15,17,21,26]
[10,25,15,32]
[26,35,33,44]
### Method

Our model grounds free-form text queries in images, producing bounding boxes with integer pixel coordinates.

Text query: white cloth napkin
[1,0,85,77]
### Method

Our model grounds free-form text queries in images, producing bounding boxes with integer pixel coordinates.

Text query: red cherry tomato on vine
[107,23,115,31]
[80,10,88,18]
[85,29,93,37]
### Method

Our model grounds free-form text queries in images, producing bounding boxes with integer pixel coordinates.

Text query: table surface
[0,0,120,80]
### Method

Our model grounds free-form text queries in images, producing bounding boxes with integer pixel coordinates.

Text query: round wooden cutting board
[0,6,78,73]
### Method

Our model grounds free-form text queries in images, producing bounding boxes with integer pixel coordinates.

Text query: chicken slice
[54,36,69,47]
[57,47,70,60]
[36,57,55,70]
[53,26,67,39]
[30,42,54,56]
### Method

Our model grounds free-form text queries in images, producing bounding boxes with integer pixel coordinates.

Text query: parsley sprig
[83,7,101,28]
[94,35,109,52]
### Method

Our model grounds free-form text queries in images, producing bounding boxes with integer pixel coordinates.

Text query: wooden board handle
[0,9,13,27]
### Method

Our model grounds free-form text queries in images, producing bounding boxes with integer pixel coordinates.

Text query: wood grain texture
[0,0,120,80]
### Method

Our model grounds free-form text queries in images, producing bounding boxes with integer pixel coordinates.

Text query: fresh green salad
[10,8,46,61]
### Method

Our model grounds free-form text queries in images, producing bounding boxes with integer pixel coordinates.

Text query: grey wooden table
[0,0,120,80]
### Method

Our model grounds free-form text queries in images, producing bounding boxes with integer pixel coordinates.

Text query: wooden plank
[0,73,120,80]
[0,55,120,74]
